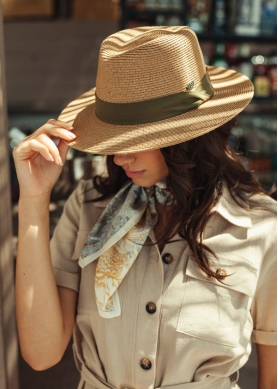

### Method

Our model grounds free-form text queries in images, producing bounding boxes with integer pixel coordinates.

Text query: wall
[0,2,19,388]
[4,20,118,113]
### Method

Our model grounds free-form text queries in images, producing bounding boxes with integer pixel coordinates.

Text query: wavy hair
[92,117,274,281]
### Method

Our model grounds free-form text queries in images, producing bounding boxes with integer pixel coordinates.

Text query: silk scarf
[79,181,171,318]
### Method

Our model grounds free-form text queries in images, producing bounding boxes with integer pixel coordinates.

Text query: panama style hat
[59,26,254,155]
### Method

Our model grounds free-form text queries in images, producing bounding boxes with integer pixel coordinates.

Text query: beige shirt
[51,180,277,389]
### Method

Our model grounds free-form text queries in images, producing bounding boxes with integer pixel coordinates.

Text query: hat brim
[58,66,254,155]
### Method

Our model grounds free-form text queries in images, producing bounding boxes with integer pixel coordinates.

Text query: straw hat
[59,26,254,155]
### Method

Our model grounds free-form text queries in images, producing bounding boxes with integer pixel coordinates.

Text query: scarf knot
[79,180,171,318]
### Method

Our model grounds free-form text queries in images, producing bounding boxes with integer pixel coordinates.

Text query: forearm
[16,194,67,369]
[257,343,277,389]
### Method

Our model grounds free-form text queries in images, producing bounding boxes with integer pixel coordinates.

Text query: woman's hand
[13,119,76,198]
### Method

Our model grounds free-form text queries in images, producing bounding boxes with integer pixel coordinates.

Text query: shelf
[120,7,185,28]
[196,33,277,44]
[252,96,277,103]
[122,16,277,44]
[125,9,184,17]
[244,97,277,113]
[121,1,277,44]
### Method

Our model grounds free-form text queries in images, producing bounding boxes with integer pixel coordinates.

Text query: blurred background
[0,0,276,388]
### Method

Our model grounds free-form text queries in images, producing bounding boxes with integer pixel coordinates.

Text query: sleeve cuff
[252,329,277,345]
[53,267,80,293]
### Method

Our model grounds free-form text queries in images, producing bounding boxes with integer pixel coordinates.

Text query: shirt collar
[93,196,113,208]
[93,183,252,229]
[212,184,252,229]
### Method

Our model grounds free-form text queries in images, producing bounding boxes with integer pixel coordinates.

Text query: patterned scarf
[79,180,171,318]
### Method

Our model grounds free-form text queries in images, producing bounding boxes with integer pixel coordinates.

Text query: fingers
[57,139,70,165]
[36,134,64,165]
[23,119,75,142]
[42,118,74,132]
[14,119,76,165]
[46,118,73,129]
[14,119,76,162]
[16,138,56,163]
[38,121,76,140]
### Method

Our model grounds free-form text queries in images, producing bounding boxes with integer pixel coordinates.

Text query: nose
[114,153,136,167]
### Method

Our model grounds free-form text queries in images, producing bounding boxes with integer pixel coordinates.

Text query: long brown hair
[92,117,274,281]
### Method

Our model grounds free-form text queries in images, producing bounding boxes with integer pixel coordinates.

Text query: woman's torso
[50,180,277,389]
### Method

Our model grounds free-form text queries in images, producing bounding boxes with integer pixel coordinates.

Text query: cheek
[157,157,168,174]
[149,151,169,177]
[132,151,169,187]
[159,160,169,178]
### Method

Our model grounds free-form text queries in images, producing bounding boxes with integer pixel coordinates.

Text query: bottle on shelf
[234,0,261,36]
[126,0,143,10]
[237,44,253,80]
[237,114,277,192]
[252,54,271,98]
[212,0,227,34]
[267,50,277,96]
[144,0,159,10]
[170,0,183,11]
[166,15,182,25]
[225,43,239,71]
[157,0,169,10]
[155,13,166,25]
[210,42,228,68]
[187,0,211,34]
[260,0,277,36]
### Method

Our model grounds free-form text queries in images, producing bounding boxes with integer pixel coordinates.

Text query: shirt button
[146,302,156,314]
[216,268,227,277]
[140,358,152,370]
[162,253,173,264]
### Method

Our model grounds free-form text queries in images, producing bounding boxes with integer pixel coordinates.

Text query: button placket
[161,238,188,293]
[134,245,163,388]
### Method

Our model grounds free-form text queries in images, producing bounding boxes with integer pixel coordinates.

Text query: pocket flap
[186,255,258,298]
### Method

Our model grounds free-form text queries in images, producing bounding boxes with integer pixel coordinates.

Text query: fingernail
[49,153,54,162]
[57,156,63,166]
[68,132,76,139]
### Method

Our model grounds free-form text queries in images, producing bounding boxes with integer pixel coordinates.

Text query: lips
[124,170,145,178]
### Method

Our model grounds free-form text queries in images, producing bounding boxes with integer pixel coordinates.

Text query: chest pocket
[176,255,258,348]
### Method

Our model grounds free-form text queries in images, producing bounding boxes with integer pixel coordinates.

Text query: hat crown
[96,26,206,103]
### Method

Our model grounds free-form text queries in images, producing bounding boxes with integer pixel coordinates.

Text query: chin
[132,178,156,188]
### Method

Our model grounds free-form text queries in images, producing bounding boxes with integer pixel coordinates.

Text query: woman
[13,26,276,389]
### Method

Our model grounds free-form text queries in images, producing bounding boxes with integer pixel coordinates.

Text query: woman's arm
[256,343,277,389]
[14,120,77,370]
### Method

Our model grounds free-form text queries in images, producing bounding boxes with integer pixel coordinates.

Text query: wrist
[18,193,51,214]
[19,191,51,202]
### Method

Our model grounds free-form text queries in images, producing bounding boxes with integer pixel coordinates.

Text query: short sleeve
[251,222,277,345]
[50,182,83,292]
